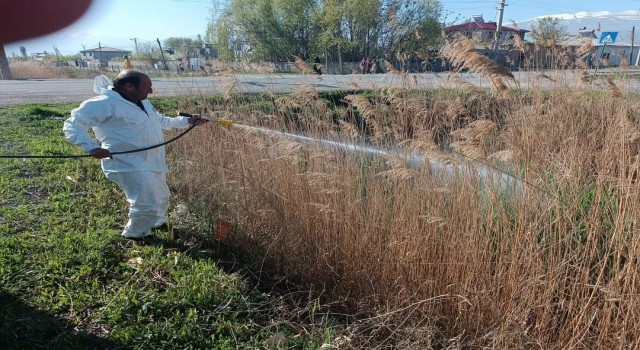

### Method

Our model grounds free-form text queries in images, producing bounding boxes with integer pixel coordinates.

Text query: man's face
[129,76,153,101]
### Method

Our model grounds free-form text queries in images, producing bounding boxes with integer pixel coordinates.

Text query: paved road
[0,71,638,106]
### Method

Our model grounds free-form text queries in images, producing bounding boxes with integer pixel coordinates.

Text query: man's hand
[188,117,210,126]
[89,147,112,159]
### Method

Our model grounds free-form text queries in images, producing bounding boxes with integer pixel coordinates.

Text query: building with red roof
[443,15,529,53]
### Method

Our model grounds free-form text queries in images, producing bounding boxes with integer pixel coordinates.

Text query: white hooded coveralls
[63,89,190,238]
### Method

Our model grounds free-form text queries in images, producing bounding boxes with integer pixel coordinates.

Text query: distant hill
[515,10,639,45]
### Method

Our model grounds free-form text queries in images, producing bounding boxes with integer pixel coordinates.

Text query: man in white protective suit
[63,69,208,241]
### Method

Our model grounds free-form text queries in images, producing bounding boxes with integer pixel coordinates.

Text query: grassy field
[0,103,336,349]
[3,38,640,348]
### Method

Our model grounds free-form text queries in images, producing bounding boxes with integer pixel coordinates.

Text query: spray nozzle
[216,119,233,128]
[177,112,233,128]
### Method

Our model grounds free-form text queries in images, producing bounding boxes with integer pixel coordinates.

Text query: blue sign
[599,32,618,44]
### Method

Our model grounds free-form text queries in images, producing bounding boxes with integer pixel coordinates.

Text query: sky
[440,0,638,25]
[5,0,212,57]
[4,0,640,57]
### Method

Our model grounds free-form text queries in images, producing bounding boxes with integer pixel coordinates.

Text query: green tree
[19,46,28,58]
[314,0,442,62]
[207,0,442,63]
[342,0,381,58]
[163,37,199,58]
[225,0,317,61]
[213,12,237,60]
[273,0,317,59]
[530,17,567,47]
[311,0,346,62]
[378,0,442,54]
[205,0,232,44]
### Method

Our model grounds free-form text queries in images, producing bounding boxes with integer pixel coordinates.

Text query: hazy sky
[5,0,640,57]
[441,0,638,24]
[6,0,212,56]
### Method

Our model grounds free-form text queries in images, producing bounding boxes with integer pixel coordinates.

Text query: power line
[507,0,594,13]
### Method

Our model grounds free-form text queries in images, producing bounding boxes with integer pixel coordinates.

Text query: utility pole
[636,8,640,66]
[53,46,63,59]
[98,42,103,67]
[131,38,139,54]
[631,26,635,66]
[492,0,507,59]
[157,38,167,70]
[0,42,12,80]
[338,43,343,75]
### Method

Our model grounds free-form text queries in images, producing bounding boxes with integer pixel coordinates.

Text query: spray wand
[0,111,233,159]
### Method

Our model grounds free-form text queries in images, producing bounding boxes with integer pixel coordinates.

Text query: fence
[69,59,451,75]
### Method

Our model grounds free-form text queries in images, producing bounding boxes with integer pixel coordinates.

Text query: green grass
[0,102,335,349]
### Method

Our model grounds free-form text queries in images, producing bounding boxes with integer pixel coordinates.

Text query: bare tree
[530,17,567,47]
[133,41,162,65]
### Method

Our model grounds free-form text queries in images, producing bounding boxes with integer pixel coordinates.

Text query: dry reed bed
[168,47,640,348]
[9,60,103,79]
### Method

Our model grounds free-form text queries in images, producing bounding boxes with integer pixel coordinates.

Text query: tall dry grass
[9,60,102,79]
[168,42,640,348]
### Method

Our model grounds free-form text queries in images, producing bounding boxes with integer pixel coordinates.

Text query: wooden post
[157,38,167,70]
[594,42,607,74]
[338,44,343,75]
[98,42,103,68]
[0,42,12,79]
[631,26,635,65]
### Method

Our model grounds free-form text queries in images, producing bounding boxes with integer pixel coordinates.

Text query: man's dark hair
[112,74,142,90]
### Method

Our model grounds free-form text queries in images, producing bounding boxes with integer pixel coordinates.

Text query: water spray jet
[216,121,527,197]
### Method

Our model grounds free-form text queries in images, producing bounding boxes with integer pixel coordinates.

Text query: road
[0,70,638,106]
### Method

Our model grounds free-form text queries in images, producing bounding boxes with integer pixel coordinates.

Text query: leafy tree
[342,0,381,59]
[273,0,317,59]
[530,17,567,47]
[213,12,237,60]
[19,46,28,58]
[163,37,201,58]
[207,0,442,63]
[205,0,232,44]
[311,0,347,62]
[224,0,317,61]
[378,0,442,54]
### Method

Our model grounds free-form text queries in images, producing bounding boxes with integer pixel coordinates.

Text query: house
[522,28,639,69]
[592,31,639,67]
[30,52,49,60]
[523,29,600,69]
[80,47,131,67]
[443,15,529,54]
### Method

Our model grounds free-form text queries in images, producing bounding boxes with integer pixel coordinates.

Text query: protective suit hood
[93,75,113,94]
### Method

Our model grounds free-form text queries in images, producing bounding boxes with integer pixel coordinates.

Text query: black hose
[0,125,196,159]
